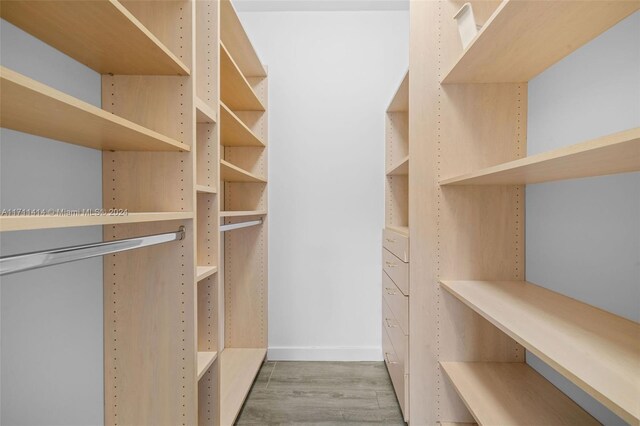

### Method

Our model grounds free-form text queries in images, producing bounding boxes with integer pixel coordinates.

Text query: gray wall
[0,20,104,425]
[526,11,639,425]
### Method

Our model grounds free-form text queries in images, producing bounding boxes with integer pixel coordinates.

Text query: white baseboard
[267,346,383,361]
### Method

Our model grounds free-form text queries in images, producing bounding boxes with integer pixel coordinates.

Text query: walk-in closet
[1,1,638,425]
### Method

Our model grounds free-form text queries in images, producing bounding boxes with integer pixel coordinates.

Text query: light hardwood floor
[236,361,406,425]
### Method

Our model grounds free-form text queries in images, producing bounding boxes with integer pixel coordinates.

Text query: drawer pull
[385,261,397,268]
[385,287,397,295]
[385,238,396,243]
[384,352,398,365]
[385,318,397,328]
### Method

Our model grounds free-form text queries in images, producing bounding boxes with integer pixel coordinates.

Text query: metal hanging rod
[220,219,263,232]
[0,227,186,276]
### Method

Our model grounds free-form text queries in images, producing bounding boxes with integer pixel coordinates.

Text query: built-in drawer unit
[382,300,408,420]
[383,228,409,262]
[382,272,408,335]
[382,248,409,295]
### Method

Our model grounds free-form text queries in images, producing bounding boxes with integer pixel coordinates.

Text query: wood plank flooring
[236,361,406,425]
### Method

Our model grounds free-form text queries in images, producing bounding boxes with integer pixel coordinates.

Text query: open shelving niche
[385,71,409,231]
[408,1,640,425]
[218,0,269,425]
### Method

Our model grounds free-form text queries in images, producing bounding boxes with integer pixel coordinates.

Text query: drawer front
[383,248,409,296]
[382,272,408,335]
[382,325,407,420]
[383,228,409,263]
[382,298,408,369]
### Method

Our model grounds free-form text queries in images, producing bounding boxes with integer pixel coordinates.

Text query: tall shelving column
[194,1,221,425]
[1,1,200,424]
[382,71,410,421]
[409,1,639,425]
[218,1,269,425]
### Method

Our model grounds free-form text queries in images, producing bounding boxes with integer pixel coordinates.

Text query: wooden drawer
[383,248,409,296]
[383,228,409,263]
[382,298,407,368]
[382,272,408,335]
[382,322,408,421]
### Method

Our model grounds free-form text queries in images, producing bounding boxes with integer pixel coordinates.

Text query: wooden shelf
[0,67,189,152]
[440,280,640,424]
[387,71,408,112]
[442,1,639,83]
[220,159,266,183]
[440,128,640,185]
[220,210,267,218]
[386,225,409,237]
[0,212,193,232]
[196,266,218,282]
[0,1,189,75]
[220,348,266,426]
[220,42,265,112]
[195,184,217,194]
[220,0,266,78]
[220,102,265,147]
[387,156,409,176]
[197,351,218,380]
[441,362,598,425]
[195,98,217,124]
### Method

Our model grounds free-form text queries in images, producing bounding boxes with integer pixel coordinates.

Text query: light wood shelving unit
[0,0,190,75]
[218,1,269,425]
[440,127,640,185]
[197,351,219,380]
[1,1,268,425]
[221,159,267,183]
[409,1,640,425]
[441,280,640,424]
[440,362,599,425]
[220,210,267,218]
[441,0,639,84]
[0,67,189,152]
[219,348,268,426]
[221,102,266,147]
[0,212,194,233]
[196,97,218,124]
[382,70,410,421]
[220,42,265,111]
[197,265,219,282]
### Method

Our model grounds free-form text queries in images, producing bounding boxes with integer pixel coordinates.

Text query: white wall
[237,10,409,360]
[0,20,104,425]
[526,11,639,425]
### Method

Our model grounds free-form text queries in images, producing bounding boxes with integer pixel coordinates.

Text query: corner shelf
[440,280,640,424]
[387,156,409,176]
[195,184,217,194]
[220,0,266,78]
[220,348,266,426]
[220,102,265,147]
[220,42,265,112]
[0,212,194,232]
[196,266,218,282]
[0,0,190,75]
[387,71,408,112]
[220,210,267,218]
[197,351,218,380]
[440,128,640,185]
[0,67,189,152]
[220,159,266,183]
[195,98,217,124]
[442,0,639,83]
[441,362,598,425]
